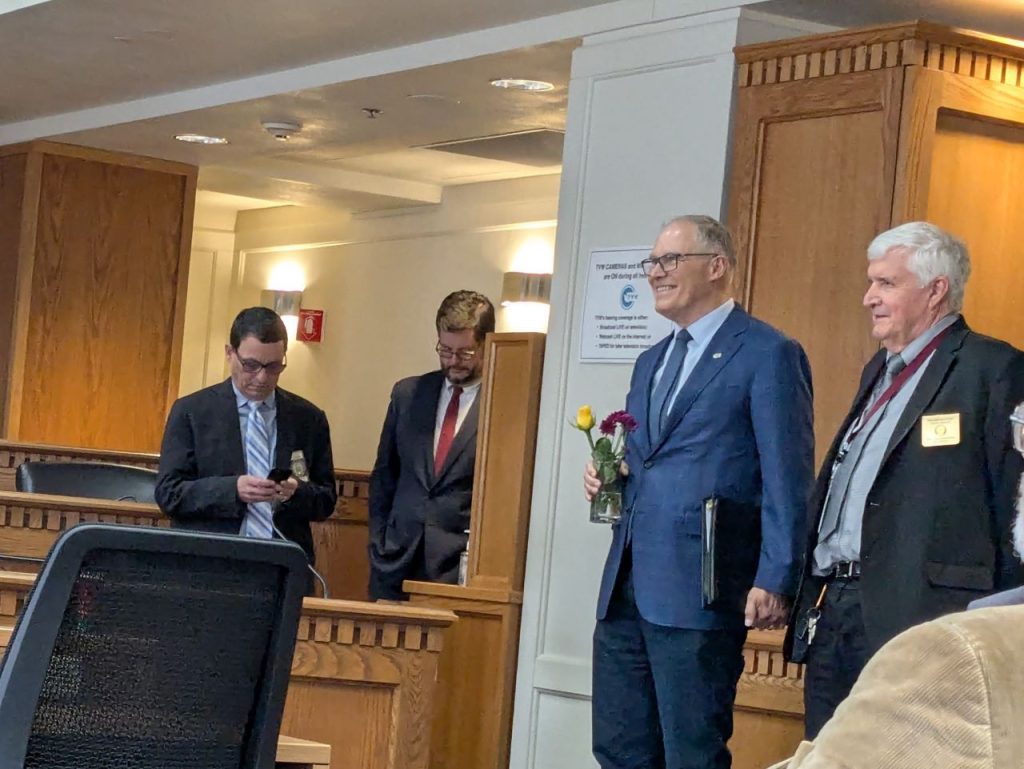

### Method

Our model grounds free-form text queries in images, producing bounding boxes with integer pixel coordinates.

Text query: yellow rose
[576,405,595,431]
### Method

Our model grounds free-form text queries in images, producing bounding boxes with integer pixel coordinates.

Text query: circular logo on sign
[620,284,637,310]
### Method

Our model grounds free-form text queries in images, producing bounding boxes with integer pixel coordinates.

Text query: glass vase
[590,456,623,524]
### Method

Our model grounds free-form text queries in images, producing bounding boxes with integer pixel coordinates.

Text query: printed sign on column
[579,247,672,362]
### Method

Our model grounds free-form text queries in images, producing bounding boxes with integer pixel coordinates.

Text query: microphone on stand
[270,521,330,600]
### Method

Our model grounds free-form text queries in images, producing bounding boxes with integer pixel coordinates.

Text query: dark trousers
[802,579,870,738]
[592,554,747,769]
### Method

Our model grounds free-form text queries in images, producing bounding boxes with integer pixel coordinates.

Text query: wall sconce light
[261,290,302,339]
[500,271,552,333]
[500,272,551,306]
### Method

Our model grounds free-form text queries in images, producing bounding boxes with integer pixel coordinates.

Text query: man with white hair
[768,402,1024,769]
[784,221,1024,737]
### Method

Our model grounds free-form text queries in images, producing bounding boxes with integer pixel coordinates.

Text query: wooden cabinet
[0,142,196,452]
[725,21,1024,768]
[729,21,1024,462]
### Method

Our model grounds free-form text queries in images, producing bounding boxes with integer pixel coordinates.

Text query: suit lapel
[806,352,884,535]
[881,321,968,466]
[216,380,247,474]
[411,372,444,487]
[633,334,671,456]
[273,389,295,471]
[649,307,749,457]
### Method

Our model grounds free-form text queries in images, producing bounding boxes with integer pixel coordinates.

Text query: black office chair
[0,524,308,769]
[15,461,159,503]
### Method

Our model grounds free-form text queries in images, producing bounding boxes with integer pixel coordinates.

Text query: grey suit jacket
[368,370,479,600]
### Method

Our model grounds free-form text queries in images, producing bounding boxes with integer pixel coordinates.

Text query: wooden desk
[0,563,456,769]
[276,734,331,769]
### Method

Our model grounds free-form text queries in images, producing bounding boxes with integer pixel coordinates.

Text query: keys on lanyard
[805,583,828,647]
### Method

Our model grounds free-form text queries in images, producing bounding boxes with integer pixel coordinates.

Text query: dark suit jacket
[368,370,479,600]
[786,318,1024,658]
[155,379,337,564]
[597,306,815,630]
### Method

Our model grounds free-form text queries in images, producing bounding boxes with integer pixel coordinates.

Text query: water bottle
[458,529,470,586]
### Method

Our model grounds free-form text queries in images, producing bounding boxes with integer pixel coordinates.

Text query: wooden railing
[0,440,371,600]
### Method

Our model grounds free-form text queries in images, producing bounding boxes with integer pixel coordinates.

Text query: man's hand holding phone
[237,468,297,503]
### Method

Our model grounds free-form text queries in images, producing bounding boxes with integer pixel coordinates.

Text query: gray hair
[665,215,737,269]
[867,222,970,312]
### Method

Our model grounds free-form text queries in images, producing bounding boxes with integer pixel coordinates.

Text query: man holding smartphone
[156,307,337,572]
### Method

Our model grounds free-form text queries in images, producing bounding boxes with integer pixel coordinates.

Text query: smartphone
[267,468,292,483]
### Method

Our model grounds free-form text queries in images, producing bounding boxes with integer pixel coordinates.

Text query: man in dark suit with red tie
[368,290,495,600]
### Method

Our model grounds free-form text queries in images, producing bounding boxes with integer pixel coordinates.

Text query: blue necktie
[242,401,274,539]
[649,329,692,436]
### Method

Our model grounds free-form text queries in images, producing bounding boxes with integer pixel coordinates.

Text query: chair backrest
[15,461,158,503]
[0,524,308,769]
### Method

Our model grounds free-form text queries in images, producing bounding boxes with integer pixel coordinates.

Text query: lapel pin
[712,352,722,359]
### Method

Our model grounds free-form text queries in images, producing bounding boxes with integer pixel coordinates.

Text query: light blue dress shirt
[812,314,960,573]
[651,298,735,415]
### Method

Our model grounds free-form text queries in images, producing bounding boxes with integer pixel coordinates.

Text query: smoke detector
[261,121,302,141]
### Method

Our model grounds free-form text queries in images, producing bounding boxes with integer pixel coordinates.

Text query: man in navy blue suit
[584,215,814,769]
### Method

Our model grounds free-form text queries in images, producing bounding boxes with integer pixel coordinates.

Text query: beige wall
[180,174,559,469]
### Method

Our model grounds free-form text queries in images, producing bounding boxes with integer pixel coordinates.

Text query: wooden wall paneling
[3,150,43,442]
[17,153,187,452]
[166,171,197,412]
[0,142,197,453]
[891,67,944,223]
[0,153,28,436]
[728,70,900,461]
[916,77,1024,350]
[314,470,370,601]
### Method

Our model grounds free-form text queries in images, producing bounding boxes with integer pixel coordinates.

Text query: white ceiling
[2,0,1022,214]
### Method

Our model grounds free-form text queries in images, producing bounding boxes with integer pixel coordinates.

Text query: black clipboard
[701,496,761,611]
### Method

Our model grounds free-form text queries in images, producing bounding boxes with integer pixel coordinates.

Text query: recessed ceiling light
[174,133,229,145]
[490,78,555,92]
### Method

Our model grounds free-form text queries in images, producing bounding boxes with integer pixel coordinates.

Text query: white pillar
[511,8,828,768]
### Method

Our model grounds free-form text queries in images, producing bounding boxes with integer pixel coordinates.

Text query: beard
[1014,473,1024,563]
[442,361,479,385]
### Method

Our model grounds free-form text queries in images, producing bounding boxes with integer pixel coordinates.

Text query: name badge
[290,450,310,482]
[921,413,960,447]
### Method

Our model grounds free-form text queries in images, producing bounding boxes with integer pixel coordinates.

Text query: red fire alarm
[297,309,324,343]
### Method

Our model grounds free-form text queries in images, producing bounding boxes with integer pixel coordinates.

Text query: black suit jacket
[155,379,337,564]
[786,318,1024,657]
[368,370,479,600]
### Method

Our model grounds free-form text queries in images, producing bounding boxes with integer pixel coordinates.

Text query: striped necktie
[241,400,274,539]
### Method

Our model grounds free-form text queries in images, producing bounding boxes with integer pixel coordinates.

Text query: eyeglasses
[436,343,478,362]
[640,252,718,275]
[1011,405,1024,453]
[233,349,287,375]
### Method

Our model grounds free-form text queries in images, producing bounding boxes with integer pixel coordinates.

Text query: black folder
[701,496,761,611]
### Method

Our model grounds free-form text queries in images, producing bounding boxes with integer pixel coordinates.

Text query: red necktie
[434,386,463,476]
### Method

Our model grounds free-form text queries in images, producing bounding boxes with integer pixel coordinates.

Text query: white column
[511,8,827,768]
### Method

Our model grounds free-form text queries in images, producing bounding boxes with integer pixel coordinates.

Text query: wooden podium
[405,332,545,769]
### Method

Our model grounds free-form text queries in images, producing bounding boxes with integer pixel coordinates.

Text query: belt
[825,561,861,580]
